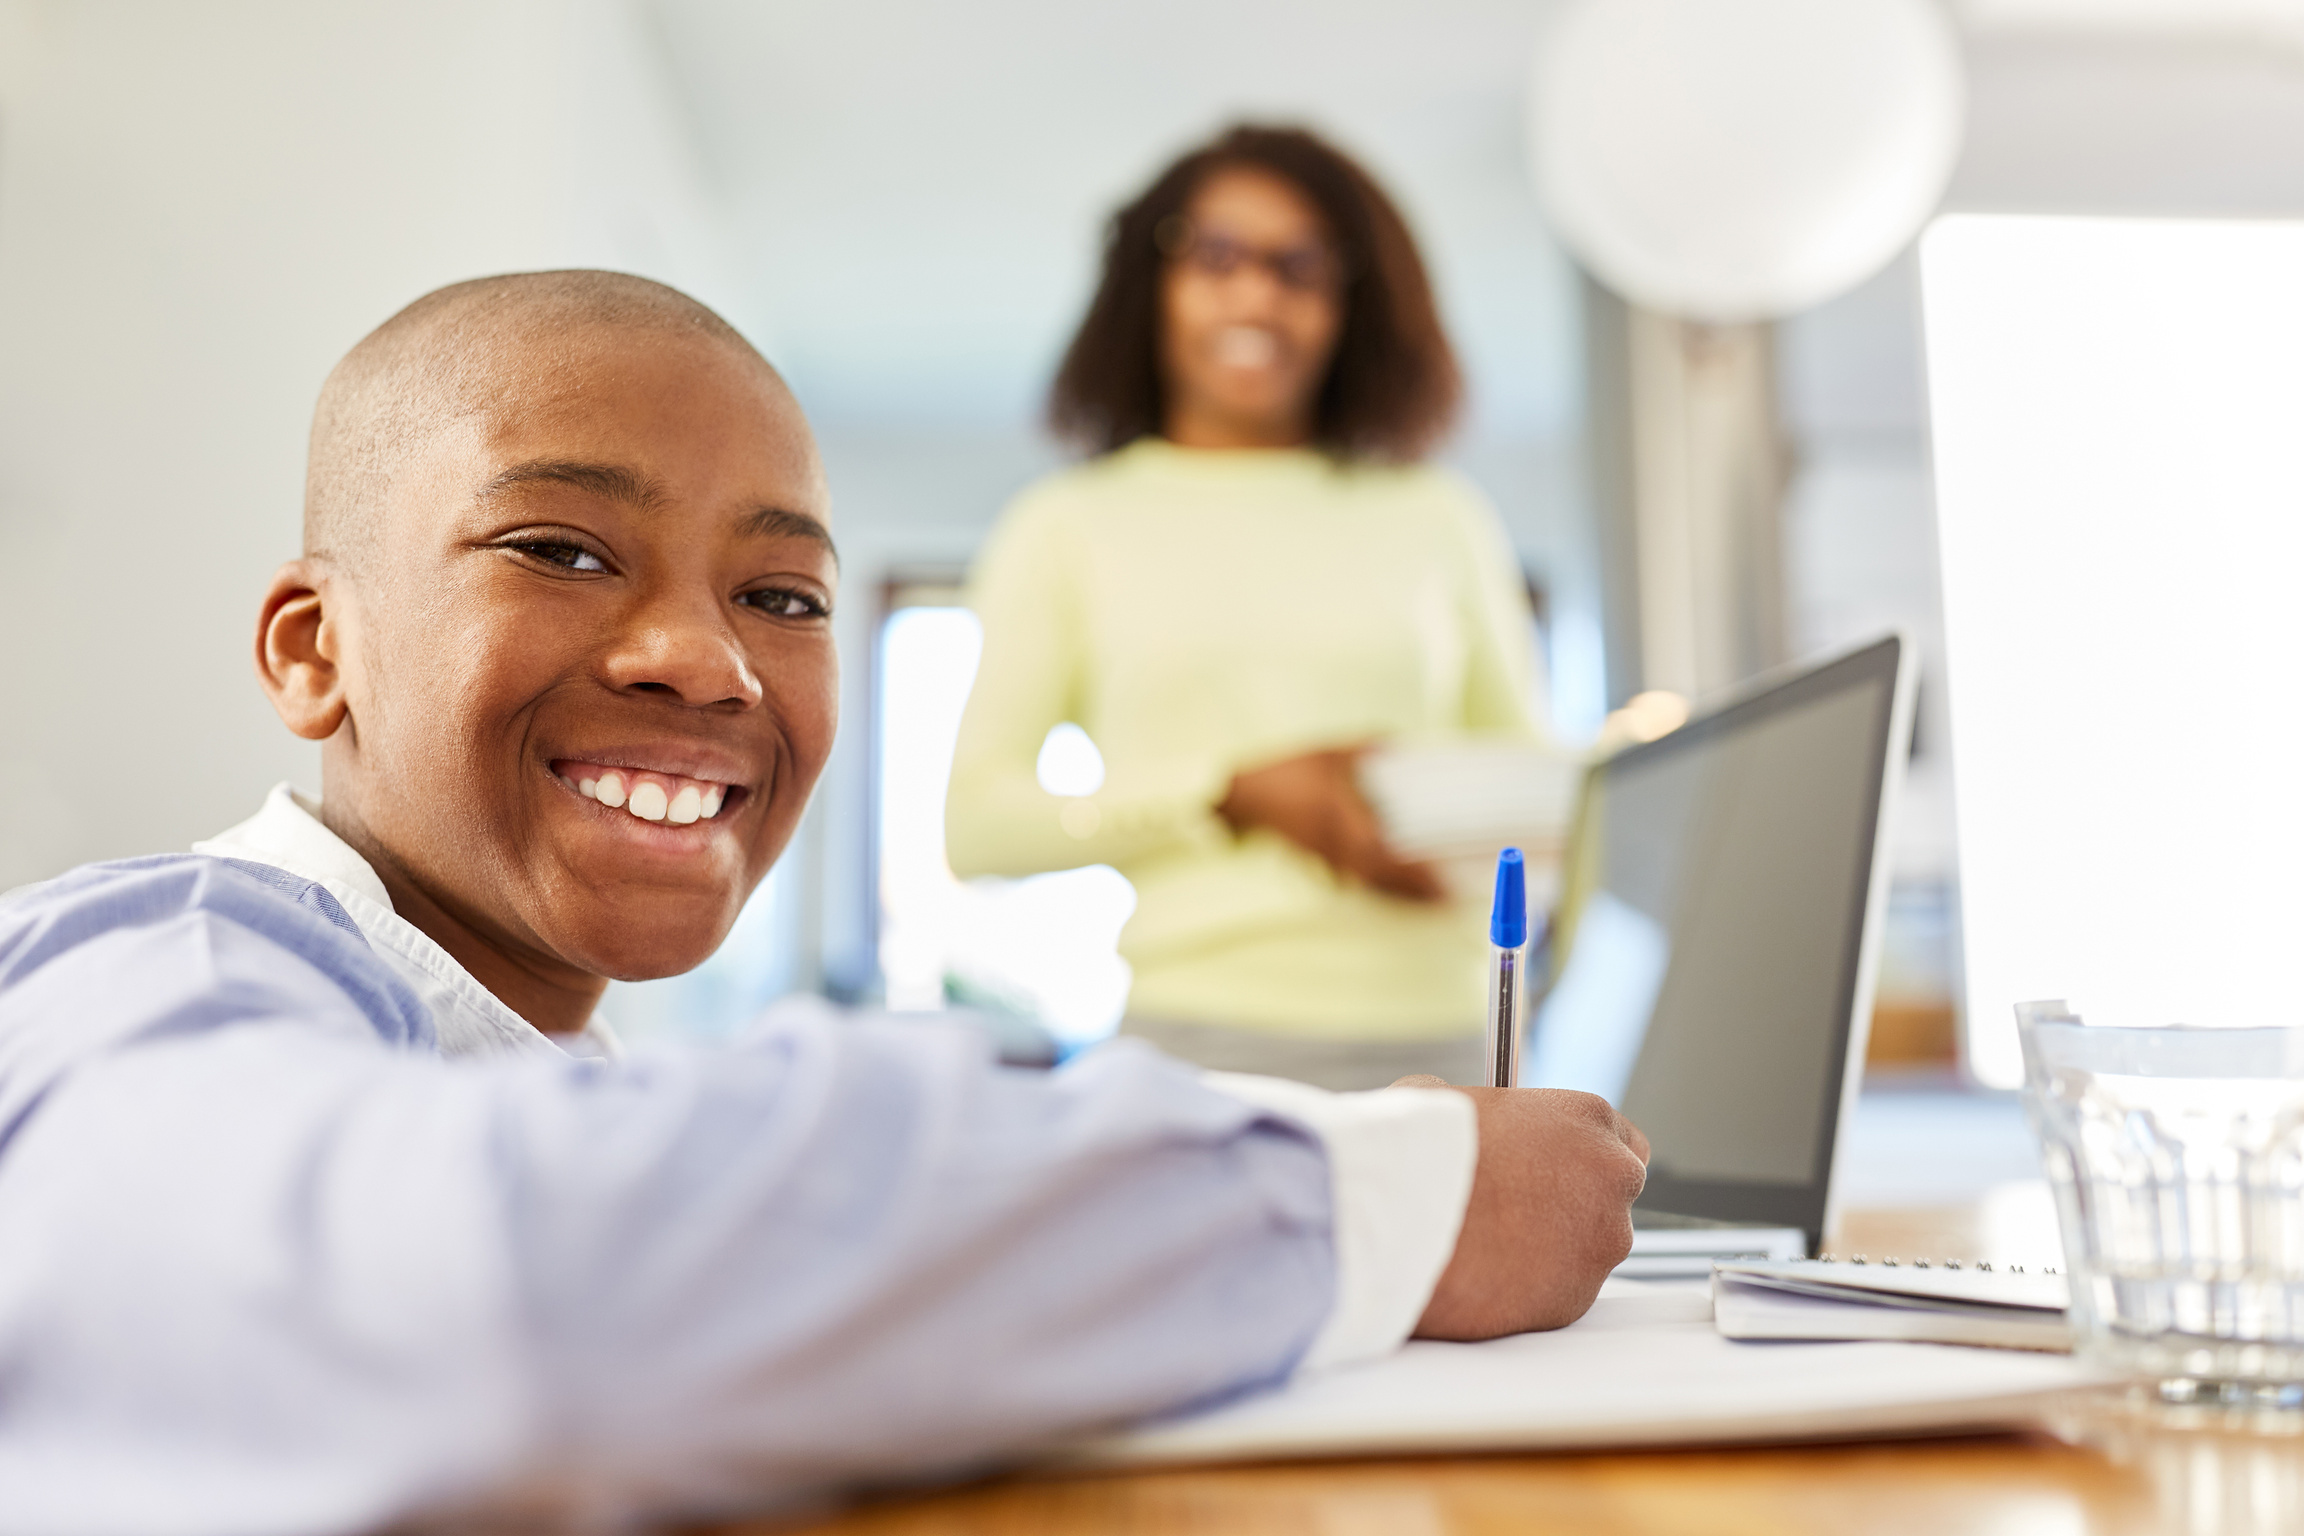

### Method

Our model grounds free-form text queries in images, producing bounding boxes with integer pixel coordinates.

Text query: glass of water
[2020,1001,2304,1406]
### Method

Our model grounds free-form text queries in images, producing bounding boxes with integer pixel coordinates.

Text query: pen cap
[1489,846,1528,949]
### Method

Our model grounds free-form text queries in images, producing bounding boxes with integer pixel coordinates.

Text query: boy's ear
[256,560,348,742]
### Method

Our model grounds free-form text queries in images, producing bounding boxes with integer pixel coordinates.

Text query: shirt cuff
[1202,1071,1478,1372]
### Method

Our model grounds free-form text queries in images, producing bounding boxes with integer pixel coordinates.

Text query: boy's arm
[0,861,1642,1529]
[0,866,1414,1530]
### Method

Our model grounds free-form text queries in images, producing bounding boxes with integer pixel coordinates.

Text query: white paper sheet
[1069,1279,2107,1467]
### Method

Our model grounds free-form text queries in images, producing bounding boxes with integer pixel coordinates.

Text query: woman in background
[945,123,1549,1089]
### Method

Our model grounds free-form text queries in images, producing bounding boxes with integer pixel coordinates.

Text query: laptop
[1525,635,1917,1279]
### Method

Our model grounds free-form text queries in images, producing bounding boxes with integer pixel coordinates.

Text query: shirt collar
[195,783,393,910]
[194,785,621,1061]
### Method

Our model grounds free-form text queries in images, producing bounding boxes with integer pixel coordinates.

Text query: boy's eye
[509,539,608,573]
[744,586,830,620]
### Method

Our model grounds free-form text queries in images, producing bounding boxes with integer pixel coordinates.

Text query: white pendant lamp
[1527,0,1966,321]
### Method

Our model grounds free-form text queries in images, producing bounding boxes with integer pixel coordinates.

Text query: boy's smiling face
[260,311,837,1029]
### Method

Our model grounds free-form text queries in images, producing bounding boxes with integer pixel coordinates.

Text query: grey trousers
[1119,1016,1487,1092]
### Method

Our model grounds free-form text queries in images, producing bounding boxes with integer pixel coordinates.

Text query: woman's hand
[1215,748,1446,902]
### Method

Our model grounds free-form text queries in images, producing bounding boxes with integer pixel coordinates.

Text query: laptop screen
[1526,636,1907,1241]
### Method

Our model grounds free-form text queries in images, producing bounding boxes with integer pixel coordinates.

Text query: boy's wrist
[1199,1070,1478,1371]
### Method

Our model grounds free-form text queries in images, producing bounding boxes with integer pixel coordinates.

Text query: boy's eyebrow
[480,458,669,510]
[479,459,838,563]
[737,505,840,566]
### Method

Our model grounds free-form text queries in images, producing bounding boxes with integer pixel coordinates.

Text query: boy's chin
[543,900,738,985]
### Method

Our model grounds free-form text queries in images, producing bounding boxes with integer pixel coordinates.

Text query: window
[876,595,1135,1051]
[1924,213,2304,1083]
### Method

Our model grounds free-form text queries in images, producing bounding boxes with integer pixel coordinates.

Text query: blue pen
[1486,847,1528,1087]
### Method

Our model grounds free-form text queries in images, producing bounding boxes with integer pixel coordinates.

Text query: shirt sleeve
[0,867,1341,1531]
[944,488,1233,880]
[1201,1071,1478,1370]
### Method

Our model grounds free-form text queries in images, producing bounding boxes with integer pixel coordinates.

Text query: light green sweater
[945,439,1546,1038]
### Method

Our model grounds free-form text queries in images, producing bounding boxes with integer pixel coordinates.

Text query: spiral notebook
[1712,1260,2072,1352]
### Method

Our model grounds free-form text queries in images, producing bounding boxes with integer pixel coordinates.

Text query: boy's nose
[600,599,764,710]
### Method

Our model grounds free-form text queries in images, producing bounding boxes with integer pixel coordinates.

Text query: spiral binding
[1813,1253,2059,1275]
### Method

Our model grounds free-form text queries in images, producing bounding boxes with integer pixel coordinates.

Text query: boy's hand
[1393,1080,1652,1340]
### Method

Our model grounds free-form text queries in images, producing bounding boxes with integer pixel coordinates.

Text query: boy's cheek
[759,643,841,750]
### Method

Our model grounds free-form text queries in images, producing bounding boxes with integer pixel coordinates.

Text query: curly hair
[1048,123,1461,463]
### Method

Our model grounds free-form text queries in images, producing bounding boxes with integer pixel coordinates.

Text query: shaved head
[305,270,775,569]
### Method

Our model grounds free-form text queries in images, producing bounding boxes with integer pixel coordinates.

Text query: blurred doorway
[874,574,1136,1052]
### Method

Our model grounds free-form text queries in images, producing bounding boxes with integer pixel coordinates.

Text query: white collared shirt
[195,784,1469,1373]
[194,783,620,1062]
[0,789,1485,1528]
[188,792,1465,1372]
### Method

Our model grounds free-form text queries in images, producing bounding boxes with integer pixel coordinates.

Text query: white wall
[0,0,729,890]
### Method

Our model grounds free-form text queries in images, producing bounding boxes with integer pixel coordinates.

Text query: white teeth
[572,766,727,827]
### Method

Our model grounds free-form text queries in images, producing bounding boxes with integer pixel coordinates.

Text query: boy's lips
[548,758,744,827]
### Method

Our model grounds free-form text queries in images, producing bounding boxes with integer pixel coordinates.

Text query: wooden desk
[715,1205,2303,1536]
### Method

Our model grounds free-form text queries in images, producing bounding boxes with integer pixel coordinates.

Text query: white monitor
[1923,214,2304,1085]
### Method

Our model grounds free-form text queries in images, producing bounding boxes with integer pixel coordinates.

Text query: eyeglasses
[1155,216,1350,296]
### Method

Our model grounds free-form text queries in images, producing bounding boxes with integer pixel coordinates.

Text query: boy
[0,273,1648,1533]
